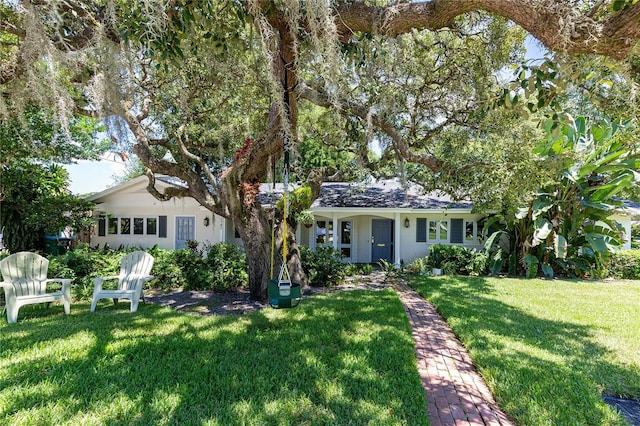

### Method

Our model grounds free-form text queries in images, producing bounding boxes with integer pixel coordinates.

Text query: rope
[270,221,275,280]
[276,63,292,288]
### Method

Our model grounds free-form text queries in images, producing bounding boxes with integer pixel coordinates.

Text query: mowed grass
[411,276,640,426]
[0,290,428,425]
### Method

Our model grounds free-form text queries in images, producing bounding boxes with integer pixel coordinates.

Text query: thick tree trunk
[234,204,272,302]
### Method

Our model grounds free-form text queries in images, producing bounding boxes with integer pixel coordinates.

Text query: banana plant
[518,115,639,278]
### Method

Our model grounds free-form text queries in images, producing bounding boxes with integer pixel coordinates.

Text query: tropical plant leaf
[524,254,539,278]
[541,262,554,279]
[515,206,530,220]
[531,198,554,220]
[532,219,553,246]
[554,234,567,260]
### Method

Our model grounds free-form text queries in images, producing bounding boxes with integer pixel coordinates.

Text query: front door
[371,219,393,263]
[175,216,195,249]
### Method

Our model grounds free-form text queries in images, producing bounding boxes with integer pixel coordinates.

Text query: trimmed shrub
[44,243,248,299]
[48,245,123,300]
[300,245,346,287]
[204,243,248,291]
[607,249,640,279]
[146,246,187,290]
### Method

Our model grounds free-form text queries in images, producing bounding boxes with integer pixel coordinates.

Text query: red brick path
[393,282,514,426]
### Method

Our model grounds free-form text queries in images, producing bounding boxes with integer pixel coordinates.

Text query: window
[465,221,475,241]
[101,215,158,235]
[134,218,144,235]
[146,218,157,235]
[340,221,352,259]
[439,221,448,241]
[316,220,333,245]
[120,218,131,234]
[341,221,351,244]
[108,218,118,234]
[428,220,437,240]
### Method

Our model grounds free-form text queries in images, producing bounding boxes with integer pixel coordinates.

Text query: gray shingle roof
[149,176,474,210]
[311,182,473,209]
[623,199,640,218]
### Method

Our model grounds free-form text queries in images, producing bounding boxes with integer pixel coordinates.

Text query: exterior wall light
[404,218,410,228]
[204,216,210,227]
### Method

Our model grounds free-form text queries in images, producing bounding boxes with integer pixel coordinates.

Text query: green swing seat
[268,279,302,309]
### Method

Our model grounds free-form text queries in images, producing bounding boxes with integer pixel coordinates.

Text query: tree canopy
[2,0,640,298]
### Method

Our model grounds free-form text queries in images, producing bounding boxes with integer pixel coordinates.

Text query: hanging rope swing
[267,69,302,309]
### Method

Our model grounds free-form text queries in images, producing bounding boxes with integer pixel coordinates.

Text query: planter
[432,268,442,276]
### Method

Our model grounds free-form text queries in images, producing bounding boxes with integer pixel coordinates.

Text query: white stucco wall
[309,211,486,265]
[90,182,223,250]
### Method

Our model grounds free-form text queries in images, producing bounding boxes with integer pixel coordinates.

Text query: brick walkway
[392,282,514,426]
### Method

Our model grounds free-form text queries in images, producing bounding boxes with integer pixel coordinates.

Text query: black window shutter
[159,215,167,238]
[98,216,106,237]
[416,218,427,242]
[451,219,463,243]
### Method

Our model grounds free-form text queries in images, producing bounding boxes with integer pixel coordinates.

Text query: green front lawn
[0,290,428,426]
[411,276,640,426]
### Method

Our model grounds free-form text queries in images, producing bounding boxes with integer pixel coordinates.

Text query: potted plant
[294,209,315,228]
[428,245,445,276]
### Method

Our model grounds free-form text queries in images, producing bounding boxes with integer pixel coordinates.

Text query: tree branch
[299,82,444,172]
[333,0,640,60]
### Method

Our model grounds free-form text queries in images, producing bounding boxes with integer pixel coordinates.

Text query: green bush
[204,243,248,290]
[44,243,248,300]
[164,243,248,291]
[343,263,373,276]
[426,244,488,276]
[632,224,640,249]
[48,245,123,300]
[607,249,640,279]
[147,247,188,290]
[300,245,346,287]
[173,248,214,290]
[405,257,431,276]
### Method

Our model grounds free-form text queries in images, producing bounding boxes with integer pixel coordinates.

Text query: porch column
[394,212,401,267]
[332,214,339,251]
[220,216,227,243]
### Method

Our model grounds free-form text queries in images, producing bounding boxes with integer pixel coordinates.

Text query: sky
[64,36,548,195]
[64,157,127,195]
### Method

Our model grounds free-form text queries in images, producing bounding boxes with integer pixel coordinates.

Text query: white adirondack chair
[90,251,155,313]
[0,252,72,323]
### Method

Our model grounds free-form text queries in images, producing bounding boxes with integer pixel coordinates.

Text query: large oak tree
[2,0,640,299]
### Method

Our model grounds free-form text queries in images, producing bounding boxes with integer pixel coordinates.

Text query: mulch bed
[144,273,389,316]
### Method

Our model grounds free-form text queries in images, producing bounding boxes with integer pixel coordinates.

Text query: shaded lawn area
[0,290,428,426]
[411,276,640,426]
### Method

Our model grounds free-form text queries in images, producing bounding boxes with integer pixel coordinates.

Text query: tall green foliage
[0,163,94,252]
[514,116,639,277]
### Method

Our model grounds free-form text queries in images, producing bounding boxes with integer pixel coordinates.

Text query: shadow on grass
[0,290,428,425]
[411,276,640,426]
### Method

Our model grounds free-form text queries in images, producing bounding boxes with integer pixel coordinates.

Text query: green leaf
[532,219,553,246]
[515,206,530,220]
[554,234,567,260]
[531,197,554,220]
[541,263,554,279]
[524,254,539,279]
